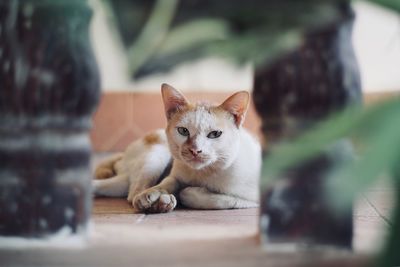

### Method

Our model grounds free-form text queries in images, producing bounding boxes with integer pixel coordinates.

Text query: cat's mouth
[180,150,212,168]
[182,154,210,167]
[189,156,206,163]
[186,157,210,169]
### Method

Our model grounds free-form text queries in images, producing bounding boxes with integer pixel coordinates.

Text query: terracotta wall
[90,91,262,152]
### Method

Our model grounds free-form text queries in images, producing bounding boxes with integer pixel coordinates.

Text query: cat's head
[161,83,249,170]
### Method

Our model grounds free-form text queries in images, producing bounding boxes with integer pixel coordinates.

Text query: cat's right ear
[161,83,189,120]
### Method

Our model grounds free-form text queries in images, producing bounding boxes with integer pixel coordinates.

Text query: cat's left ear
[219,91,250,127]
[161,83,189,120]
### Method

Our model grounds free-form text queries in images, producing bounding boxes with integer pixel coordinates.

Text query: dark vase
[253,3,361,249]
[0,0,100,237]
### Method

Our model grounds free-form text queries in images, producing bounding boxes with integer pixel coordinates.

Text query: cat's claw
[133,189,176,213]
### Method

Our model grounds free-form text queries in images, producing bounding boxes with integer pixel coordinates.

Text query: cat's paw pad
[133,189,176,213]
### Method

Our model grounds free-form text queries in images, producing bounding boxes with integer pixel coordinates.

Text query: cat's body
[93,84,261,213]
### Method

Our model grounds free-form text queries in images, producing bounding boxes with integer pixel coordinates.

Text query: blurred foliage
[106,0,343,78]
[369,0,400,11]
[380,179,400,267]
[104,0,400,79]
[261,98,400,210]
[261,97,400,267]
[125,0,179,77]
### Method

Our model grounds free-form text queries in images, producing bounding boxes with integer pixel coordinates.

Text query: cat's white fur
[93,84,261,213]
[93,129,171,199]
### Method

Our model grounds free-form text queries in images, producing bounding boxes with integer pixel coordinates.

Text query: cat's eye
[207,130,222,139]
[177,127,190,137]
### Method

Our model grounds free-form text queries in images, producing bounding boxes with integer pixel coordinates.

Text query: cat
[93,83,261,213]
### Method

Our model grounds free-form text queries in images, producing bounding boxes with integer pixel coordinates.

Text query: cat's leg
[94,153,123,179]
[126,138,172,204]
[93,174,129,197]
[127,174,161,203]
[180,187,258,209]
[133,176,180,213]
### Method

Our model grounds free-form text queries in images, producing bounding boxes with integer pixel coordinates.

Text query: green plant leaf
[365,0,400,12]
[157,19,230,56]
[126,0,179,76]
[325,110,400,211]
[261,97,400,200]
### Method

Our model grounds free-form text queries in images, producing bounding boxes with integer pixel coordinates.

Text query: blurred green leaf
[261,97,400,202]
[326,108,400,211]
[157,19,230,56]
[379,172,400,267]
[366,0,400,12]
[261,106,363,187]
[105,0,400,78]
[206,29,303,68]
[126,0,178,76]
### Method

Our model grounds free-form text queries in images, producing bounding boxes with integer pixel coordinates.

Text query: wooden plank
[92,198,134,214]
[0,195,380,266]
[0,239,371,267]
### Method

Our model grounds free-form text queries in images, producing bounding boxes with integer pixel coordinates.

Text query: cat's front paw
[133,188,177,213]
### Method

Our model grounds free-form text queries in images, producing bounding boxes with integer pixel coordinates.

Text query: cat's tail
[94,153,123,179]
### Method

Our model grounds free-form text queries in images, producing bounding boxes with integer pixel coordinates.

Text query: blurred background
[88,0,400,152]
[90,0,400,93]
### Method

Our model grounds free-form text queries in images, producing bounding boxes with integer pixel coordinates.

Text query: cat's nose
[189,148,202,156]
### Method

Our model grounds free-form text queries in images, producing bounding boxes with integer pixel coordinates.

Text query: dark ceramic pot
[254,2,361,249]
[0,0,100,237]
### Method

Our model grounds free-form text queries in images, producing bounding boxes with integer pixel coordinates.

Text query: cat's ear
[161,83,189,120]
[219,91,249,127]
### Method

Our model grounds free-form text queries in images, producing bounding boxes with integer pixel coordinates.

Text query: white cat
[93,84,261,213]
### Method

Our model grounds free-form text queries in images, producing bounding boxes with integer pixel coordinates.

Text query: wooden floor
[0,189,392,267]
[90,182,393,253]
[0,156,394,267]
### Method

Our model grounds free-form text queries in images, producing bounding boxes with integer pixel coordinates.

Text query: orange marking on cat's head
[144,132,162,146]
[218,91,249,127]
